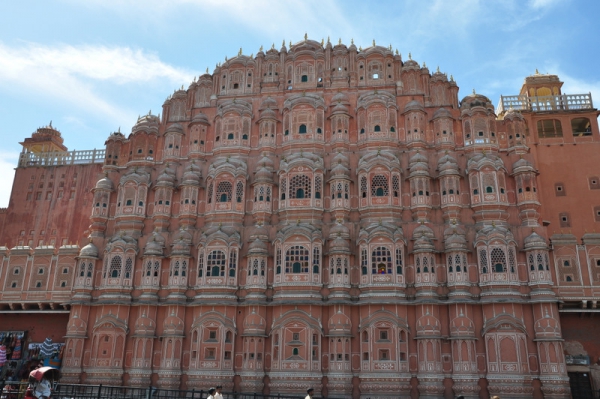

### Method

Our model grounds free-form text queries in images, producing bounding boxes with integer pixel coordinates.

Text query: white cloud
[529,0,563,9]
[0,151,19,208]
[0,42,194,127]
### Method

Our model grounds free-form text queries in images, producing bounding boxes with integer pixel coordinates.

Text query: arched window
[207,250,226,276]
[371,175,389,197]
[372,246,392,274]
[289,175,312,199]
[374,125,381,132]
[486,186,493,193]
[299,124,307,134]
[491,248,507,273]
[216,181,232,203]
[285,246,309,273]
[110,255,122,278]
[236,181,244,203]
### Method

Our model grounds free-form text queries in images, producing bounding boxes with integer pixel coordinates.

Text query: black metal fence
[1,383,327,399]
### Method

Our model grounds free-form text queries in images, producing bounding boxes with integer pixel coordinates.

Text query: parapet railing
[497,93,593,114]
[0,383,342,399]
[18,149,105,168]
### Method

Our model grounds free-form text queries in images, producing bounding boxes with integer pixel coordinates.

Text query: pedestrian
[214,385,223,399]
[206,387,216,399]
[491,396,501,399]
[305,388,314,399]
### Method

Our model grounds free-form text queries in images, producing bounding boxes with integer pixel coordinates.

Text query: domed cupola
[190,111,210,126]
[413,224,435,252]
[437,153,459,175]
[524,231,547,251]
[79,241,99,258]
[404,100,425,113]
[248,237,268,256]
[181,162,202,186]
[144,231,165,257]
[459,92,494,112]
[409,151,430,177]
[95,174,113,191]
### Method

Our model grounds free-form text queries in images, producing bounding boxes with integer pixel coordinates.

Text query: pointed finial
[259,45,263,52]
[206,67,209,74]
[297,219,301,226]
[492,221,496,227]
[304,32,308,40]
[372,39,376,46]
[395,49,399,55]
[351,38,354,44]
[359,46,362,51]
[272,43,275,49]
[238,47,242,56]
[450,75,454,81]
[473,89,476,94]
[289,40,292,47]
[117,126,121,133]
[408,52,412,59]
[49,120,53,128]
[422,61,426,68]
[250,53,253,58]
[389,44,392,50]
[320,38,324,46]
[437,66,440,73]
[148,110,151,115]
[225,55,228,61]
[535,68,539,74]
[327,36,330,43]
[338,38,342,45]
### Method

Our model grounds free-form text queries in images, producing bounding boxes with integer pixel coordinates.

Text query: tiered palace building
[0,37,599,399]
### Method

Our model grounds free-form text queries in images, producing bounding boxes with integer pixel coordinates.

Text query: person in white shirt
[206,387,216,399]
[214,385,223,399]
[305,387,314,399]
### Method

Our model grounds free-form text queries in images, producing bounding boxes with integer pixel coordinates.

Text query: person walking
[305,388,314,399]
[206,387,216,399]
[214,385,223,399]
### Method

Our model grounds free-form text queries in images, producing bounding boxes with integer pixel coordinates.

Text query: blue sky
[0,0,599,206]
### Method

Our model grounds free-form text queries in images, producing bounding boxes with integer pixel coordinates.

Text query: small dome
[157,168,175,186]
[444,232,467,251]
[329,222,350,239]
[460,92,494,111]
[260,96,278,110]
[255,165,273,183]
[432,107,453,120]
[331,102,349,115]
[190,112,210,125]
[332,151,349,166]
[413,223,434,240]
[95,175,113,190]
[171,237,190,256]
[259,107,277,120]
[414,234,434,251]
[524,231,547,250]
[402,59,420,70]
[409,152,429,176]
[181,163,201,185]
[165,123,183,134]
[248,238,268,255]
[332,91,350,104]
[144,233,164,256]
[331,161,350,178]
[416,313,441,336]
[404,100,425,113]
[503,108,525,121]
[512,157,535,173]
[79,242,98,258]
[330,235,350,251]
[243,311,266,335]
[438,153,459,174]
[258,154,275,169]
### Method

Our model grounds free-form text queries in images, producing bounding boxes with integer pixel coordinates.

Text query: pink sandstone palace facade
[0,38,599,399]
